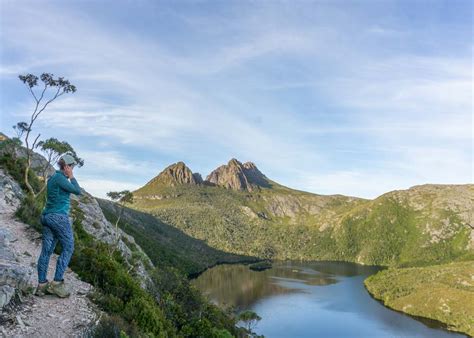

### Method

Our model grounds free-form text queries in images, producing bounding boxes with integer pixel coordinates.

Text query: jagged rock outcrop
[192,172,203,184]
[144,161,201,187]
[0,168,24,213]
[0,227,35,310]
[205,158,271,192]
[0,169,35,311]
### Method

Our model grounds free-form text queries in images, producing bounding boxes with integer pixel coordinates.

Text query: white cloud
[1,1,472,199]
[78,150,156,175]
[78,177,139,199]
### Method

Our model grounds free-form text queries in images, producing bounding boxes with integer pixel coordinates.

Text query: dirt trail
[0,208,100,337]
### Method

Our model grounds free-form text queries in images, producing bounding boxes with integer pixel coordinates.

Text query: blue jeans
[37,213,74,283]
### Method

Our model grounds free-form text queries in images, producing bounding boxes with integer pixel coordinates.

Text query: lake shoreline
[365,287,469,338]
[187,256,262,279]
[187,257,385,280]
[194,260,465,337]
[364,261,474,337]
[192,258,471,336]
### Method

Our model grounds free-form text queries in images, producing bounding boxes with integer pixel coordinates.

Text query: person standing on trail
[35,154,81,298]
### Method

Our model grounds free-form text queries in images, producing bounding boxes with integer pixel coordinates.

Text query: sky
[0,0,472,199]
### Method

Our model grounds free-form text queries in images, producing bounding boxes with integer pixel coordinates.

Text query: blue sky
[0,0,472,198]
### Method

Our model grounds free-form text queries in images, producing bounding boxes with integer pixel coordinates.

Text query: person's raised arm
[57,172,82,195]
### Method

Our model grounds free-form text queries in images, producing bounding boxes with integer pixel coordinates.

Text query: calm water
[192,261,466,338]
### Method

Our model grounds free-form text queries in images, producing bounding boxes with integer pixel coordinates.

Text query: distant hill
[365,261,474,336]
[131,159,473,266]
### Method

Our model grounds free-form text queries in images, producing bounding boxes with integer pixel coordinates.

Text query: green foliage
[0,137,22,158]
[68,207,174,336]
[5,155,242,337]
[365,261,474,336]
[107,190,134,204]
[16,193,45,232]
[98,199,256,276]
[13,122,30,139]
[19,73,76,93]
[37,137,84,168]
[237,310,261,333]
[0,153,46,231]
[87,315,139,338]
[131,182,473,268]
[145,264,240,337]
[0,153,43,194]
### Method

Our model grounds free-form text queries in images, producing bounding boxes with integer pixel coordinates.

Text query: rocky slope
[0,165,155,334]
[206,158,272,192]
[0,169,99,337]
[145,161,202,188]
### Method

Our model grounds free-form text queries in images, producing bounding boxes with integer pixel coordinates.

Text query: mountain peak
[225,158,243,170]
[206,159,271,192]
[145,161,201,187]
[243,161,257,169]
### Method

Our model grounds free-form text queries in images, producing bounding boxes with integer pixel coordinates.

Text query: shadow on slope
[97,198,258,276]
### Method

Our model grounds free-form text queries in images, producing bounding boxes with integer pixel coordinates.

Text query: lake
[192,261,466,337]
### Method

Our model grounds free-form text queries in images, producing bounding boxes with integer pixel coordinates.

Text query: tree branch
[37,83,48,103]
[32,133,41,150]
[34,87,61,120]
[24,83,39,103]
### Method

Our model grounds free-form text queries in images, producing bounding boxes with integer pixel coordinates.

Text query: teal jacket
[42,170,82,215]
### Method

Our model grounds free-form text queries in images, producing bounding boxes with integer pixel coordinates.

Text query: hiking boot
[46,280,71,298]
[35,282,49,297]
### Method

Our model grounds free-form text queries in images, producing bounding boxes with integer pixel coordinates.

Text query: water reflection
[192,262,346,310]
[192,261,466,338]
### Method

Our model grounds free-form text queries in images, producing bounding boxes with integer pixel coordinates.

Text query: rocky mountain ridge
[206,158,272,192]
[137,158,274,195]
[144,161,202,187]
[131,159,474,266]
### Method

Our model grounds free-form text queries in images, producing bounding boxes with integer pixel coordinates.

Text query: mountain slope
[335,184,473,266]
[98,198,258,276]
[131,160,473,267]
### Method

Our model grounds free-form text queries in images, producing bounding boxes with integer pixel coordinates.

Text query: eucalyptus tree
[106,190,134,242]
[18,73,77,197]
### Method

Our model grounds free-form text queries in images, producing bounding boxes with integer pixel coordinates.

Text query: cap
[60,154,77,166]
